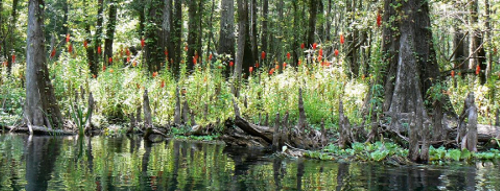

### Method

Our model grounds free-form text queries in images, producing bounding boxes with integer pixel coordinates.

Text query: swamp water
[0,134,499,191]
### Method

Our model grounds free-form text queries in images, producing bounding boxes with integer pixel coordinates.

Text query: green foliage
[321,141,408,162]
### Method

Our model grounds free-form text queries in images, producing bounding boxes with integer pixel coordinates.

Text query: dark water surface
[1,135,500,191]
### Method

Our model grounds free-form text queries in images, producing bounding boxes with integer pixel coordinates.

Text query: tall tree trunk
[249,0,258,63]
[469,0,486,84]
[233,0,248,96]
[276,0,284,67]
[218,0,235,76]
[307,0,318,47]
[162,0,173,69]
[172,0,182,76]
[346,0,359,77]
[104,0,118,66]
[83,0,97,76]
[325,0,332,42]
[145,0,165,73]
[261,0,268,54]
[291,1,299,67]
[453,23,468,72]
[94,0,104,74]
[205,0,215,67]
[485,0,492,79]
[26,0,63,129]
[197,0,203,66]
[382,0,438,163]
[187,0,200,71]
[317,0,324,42]
[243,3,255,75]
[6,0,18,74]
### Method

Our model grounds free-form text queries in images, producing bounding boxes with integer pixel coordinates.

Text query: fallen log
[4,125,75,135]
[234,115,273,143]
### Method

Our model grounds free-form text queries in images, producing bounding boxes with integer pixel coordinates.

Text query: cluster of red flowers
[377,13,382,27]
[476,65,481,75]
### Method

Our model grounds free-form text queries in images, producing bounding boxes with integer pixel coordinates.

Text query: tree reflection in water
[0,135,498,190]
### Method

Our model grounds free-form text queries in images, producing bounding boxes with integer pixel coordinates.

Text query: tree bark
[94,0,104,74]
[485,0,492,78]
[468,0,486,84]
[162,0,173,69]
[104,0,118,66]
[172,0,182,76]
[260,0,268,53]
[307,0,318,47]
[233,0,247,96]
[145,0,165,73]
[5,0,18,74]
[187,0,200,71]
[249,0,258,63]
[25,0,63,130]
[218,0,235,76]
[382,0,437,163]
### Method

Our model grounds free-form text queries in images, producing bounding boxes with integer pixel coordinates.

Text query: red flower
[318,55,322,62]
[92,74,96,78]
[141,38,145,48]
[476,65,480,75]
[340,34,345,44]
[102,65,106,71]
[229,61,234,67]
[451,70,455,78]
[108,57,113,63]
[319,48,323,56]
[66,34,70,43]
[335,49,339,57]
[301,43,305,49]
[84,40,88,49]
[12,54,15,63]
[209,54,213,61]
[283,62,287,69]
[164,49,168,56]
[377,13,382,27]
[193,57,197,65]
[132,61,137,67]
[184,45,188,51]
[261,51,266,60]
[298,60,301,66]
[255,62,259,68]
[161,80,165,88]
[109,68,114,73]
[50,48,56,59]
[68,44,73,53]
[313,43,317,50]
[126,49,130,56]
[249,67,253,73]
[152,72,158,78]
[127,56,131,63]
[98,46,102,55]
[287,52,291,60]
[269,68,275,75]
